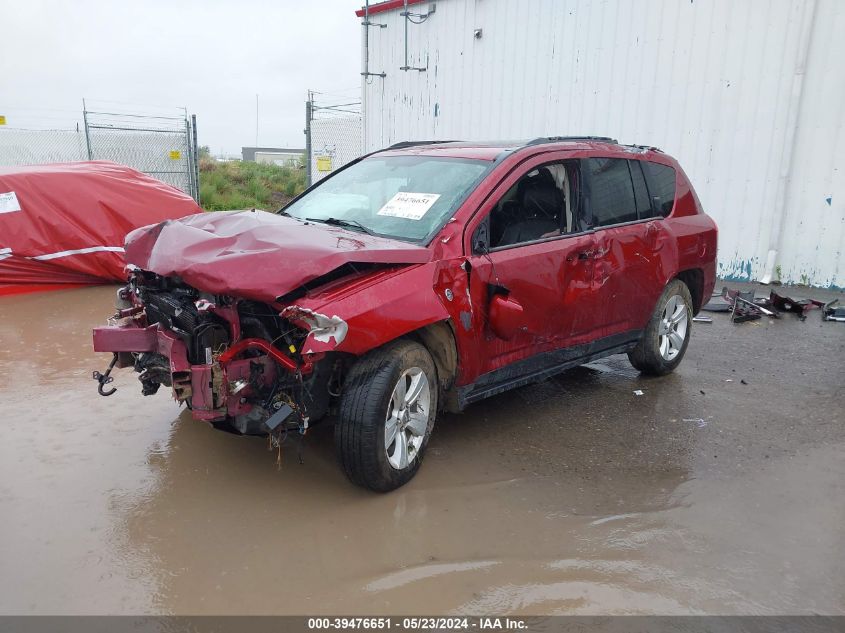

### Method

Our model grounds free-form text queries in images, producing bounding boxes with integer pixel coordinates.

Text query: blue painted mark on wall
[717,253,845,289]
[434,103,439,118]
[825,196,832,206]
[718,256,757,282]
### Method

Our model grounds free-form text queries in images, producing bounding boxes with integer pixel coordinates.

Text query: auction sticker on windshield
[377,192,440,220]
[0,191,21,214]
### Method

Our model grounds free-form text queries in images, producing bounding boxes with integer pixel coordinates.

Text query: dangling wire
[483,249,502,288]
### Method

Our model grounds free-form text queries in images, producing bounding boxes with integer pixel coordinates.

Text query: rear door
[583,157,666,336]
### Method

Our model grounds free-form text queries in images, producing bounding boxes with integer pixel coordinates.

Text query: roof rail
[526,136,618,146]
[623,143,665,153]
[387,140,460,149]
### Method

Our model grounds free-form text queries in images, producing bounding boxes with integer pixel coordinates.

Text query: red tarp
[0,161,201,295]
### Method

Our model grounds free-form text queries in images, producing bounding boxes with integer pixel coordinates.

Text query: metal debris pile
[702,286,842,324]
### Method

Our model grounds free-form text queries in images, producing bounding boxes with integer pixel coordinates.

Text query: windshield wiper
[305,217,375,236]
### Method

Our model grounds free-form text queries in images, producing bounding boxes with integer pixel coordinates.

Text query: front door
[462,156,599,379]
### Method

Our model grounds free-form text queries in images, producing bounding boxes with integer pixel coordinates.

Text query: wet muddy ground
[0,284,843,615]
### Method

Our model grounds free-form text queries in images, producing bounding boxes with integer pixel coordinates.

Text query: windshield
[281,155,490,242]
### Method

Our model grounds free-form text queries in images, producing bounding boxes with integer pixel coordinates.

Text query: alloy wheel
[385,367,430,470]
[657,294,689,361]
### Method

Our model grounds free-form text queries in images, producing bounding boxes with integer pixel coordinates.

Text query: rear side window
[585,158,637,226]
[641,162,676,216]
[629,160,654,219]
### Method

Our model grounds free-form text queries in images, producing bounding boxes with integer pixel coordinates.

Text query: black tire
[628,279,693,376]
[336,339,438,492]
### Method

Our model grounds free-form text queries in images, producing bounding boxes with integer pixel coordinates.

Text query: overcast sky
[1,0,362,155]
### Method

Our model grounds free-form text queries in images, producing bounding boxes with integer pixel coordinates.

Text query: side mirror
[488,294,525,340]
[472,219,490,254]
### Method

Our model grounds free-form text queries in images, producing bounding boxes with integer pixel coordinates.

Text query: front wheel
[628,279,693,376]
[336,340,438,492]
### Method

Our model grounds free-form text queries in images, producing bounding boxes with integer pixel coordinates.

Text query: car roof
[376,137,664,161]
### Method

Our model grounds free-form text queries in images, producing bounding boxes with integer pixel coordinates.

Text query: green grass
[198,157,306,212]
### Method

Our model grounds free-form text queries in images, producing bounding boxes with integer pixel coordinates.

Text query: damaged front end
[92,269,345,436]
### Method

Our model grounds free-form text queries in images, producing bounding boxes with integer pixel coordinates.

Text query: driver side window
[489,161,577,248]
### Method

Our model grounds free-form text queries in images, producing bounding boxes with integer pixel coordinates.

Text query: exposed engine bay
[94,269,342,438]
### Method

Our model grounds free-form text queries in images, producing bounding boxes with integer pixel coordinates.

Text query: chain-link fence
[305,90,362,186]
[0,128,89,164]
[84,108,198,199]
[0,102,199,201]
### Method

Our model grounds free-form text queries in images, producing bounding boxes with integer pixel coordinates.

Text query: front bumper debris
[92,323,309,423]
[92,353,118,396]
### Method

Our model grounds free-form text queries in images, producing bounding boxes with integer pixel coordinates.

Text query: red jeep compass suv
[93,137,717,491]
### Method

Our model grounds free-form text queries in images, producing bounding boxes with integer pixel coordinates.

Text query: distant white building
[241,146,303,167]
[357,0,844,288]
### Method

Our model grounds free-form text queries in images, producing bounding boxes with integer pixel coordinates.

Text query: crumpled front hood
[124,210,431,303]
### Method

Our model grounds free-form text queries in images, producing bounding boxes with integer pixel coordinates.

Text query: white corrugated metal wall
[360,0,844,288]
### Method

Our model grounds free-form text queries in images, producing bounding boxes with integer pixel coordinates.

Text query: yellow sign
[316,156,332,172]
[0,115,6,126]
[169,150,181,160]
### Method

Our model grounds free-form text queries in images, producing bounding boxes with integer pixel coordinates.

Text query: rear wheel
[336,340,437,492]
[628,279,693,376]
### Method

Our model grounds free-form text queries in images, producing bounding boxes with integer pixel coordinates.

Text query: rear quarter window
[641,162,677,217]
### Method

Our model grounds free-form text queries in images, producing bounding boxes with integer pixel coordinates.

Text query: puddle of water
[0,285,843,615]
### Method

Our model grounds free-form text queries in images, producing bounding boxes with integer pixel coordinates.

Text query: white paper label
[377,192,441,220]
[0,191,21,214]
